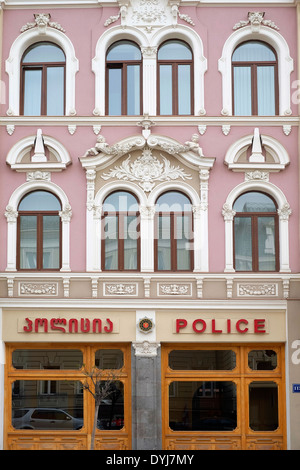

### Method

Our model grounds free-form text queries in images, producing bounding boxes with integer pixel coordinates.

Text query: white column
[222,203,236,272]
[278,203,292,272]
[59,204,72,272]
[197,169,210,271]
[141,47,157,116]
[140,205,155,272]
[85,169,98,271]
[5,206,18,271]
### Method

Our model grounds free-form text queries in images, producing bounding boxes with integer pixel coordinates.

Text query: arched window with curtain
[155,191,193,271]
[232,41,278,116]
[157,40,193,116]
[106,40,142,116]
[17,190,62,270]
[233,191,279,272]
[102,191,140,271]
[21,42,66,116]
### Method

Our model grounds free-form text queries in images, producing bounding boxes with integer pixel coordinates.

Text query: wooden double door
[162,343,286,450]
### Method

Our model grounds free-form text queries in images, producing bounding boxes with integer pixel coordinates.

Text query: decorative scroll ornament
[233,12,279,32]
[20,13,65,33]
[101,148,192,192]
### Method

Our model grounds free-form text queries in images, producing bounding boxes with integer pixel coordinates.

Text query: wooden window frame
[17,211,62,272]
[154,210,194,272]
[157,41,194,116]
[20,44,66,116]
[105,43,142,116]
[232,41,279,116]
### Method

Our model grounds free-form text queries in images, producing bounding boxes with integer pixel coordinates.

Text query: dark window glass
[248,350,277,370]
[12,380,83,430]
[97,381,124,430]
[158,40,193,115]
[232,41,278,116]
[233,192,278,272]
[102,191,140,271]
[169,381,237,431]
[169,350,236,370]
[106,41,141,116]
[12,350,83,370]
[249,381,278,431]
[21,42,65,116]
[95,350,124,369]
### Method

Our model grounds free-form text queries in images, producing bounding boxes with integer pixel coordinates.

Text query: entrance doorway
[162,344,286,450]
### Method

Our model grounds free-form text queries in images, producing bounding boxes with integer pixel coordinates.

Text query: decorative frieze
[233,12,279,32]
[237,283,278,297]
[19,282,58,296]
[104,283,138,296]
[158,283,192,296]
[21,13,65,34]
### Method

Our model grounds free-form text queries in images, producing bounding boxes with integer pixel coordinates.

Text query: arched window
[157,40,193,116]
[17,191,62,270]
[21,42,65,116]
[155,191,193,271]
[106,40,142,116]
[102,191,140,271]
[233,192,279,272]
[232,41,278,116]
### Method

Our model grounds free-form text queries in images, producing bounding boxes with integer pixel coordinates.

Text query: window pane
[107,41,141,61]
[248,350,277,371]
[23,69,42,116]
[127,65,140,115]
[97,381,124,430]
[257,66,275,116]
[20,215,37,269]
[159,65,172,115]
[12,380,83,430]
[156,191,191,211]
[43,216,60,269]
[233,66,252,116]
[108,68,122,115]
[176,215,191,270]
[249,381,278,431]
[232,41,276,62]
[158,40,192,60]
[169,350,237,371]
[124,215,138,270]
[12,350,83,370]
[169,381,237,431]
[258,217,276,271]
[233,192,276,213]
[178,64,191,115]
[23,43,65,63]
[157,216,171,270]
[104,216,118,270]
[234,217,252,271]
[95,350,124,369]
[103,192,139,212]
[47,67,64,116]
[19,191,61,211]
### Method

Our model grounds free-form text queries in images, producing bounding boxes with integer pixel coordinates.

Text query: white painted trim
[0,308,4,451]
[223,180,291,272]
[5,181,72,272]
[5,27,79,116]
[218,25,294,116]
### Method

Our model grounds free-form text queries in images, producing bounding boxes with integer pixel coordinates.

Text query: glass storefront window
[97,381,124,430]
[248,350,277,370]
[12,350,83,370]
[169,350,236,370]
[249,381,278,431]
[12,380,83,430]
[95,350,124,369]
[169,381,237,431]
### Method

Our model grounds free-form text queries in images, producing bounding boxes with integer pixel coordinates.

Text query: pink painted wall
[0,6,298,272]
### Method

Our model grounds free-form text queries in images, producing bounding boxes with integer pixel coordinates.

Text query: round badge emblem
[138,317,153,333]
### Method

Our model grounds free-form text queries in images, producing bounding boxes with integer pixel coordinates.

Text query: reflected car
[12,408,83,430]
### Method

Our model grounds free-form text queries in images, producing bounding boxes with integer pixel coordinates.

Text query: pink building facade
[0,0,299,451]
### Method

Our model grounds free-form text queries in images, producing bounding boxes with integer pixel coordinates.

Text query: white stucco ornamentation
[233,12,279,32]
[20,13,65,33]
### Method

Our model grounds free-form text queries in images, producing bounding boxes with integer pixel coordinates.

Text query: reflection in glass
[12,350,83,370]
[157,216,171,270]
[23,69,42,116]
[159,65,172,115]
[47,67,64,116]
[12,380,83,430]
[249,381,278,431]
[95,350,124,369]
[104,216,118,270]
[23,42,65,63]
[233,192,276,213]
[20,215,37,269]
[158,40,192,60]
[169,381,237,431]
[178,65,191,115]
[19,191,61,211]
[257,66,275,116]
[234,217,252,271]
[127,65,140,115]
[248,350,277,370]
[258,217,276,271]
[169,350,236,371]
[43,216,60,269]
[108,68,122,115]
[233,67,251,116]
[97,381,124,430]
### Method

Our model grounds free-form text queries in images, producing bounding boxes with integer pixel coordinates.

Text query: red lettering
[69,319,78,333]
[212,319,222,334]
[81,318,90,333]
[104,319,113,333]
[23,318,33,332]
[50,318,66,333]
[236,319,248,333]
[227,319,231,333]
[35,318,48,333]
[176,319,187,333]
[254,319,266,333]
[93,319,102,333]
[192,319,206,333]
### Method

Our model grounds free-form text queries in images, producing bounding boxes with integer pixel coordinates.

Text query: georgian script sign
[23,317,114,334]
